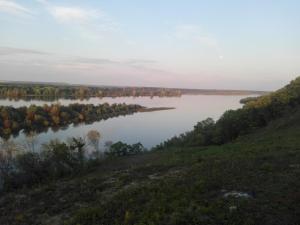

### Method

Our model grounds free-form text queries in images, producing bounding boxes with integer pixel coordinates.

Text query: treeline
[0,103,142,138]
[0,83,182,99]
[0,82,266,99]
[0,136,145,192]
[156,77,300,149]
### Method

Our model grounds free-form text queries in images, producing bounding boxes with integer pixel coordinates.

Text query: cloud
[74,57,117,65]
[0,47,161,75]
[68,57,160,74]
[124,59,157,65]
[37,0,118,32]
[72,58,159,70]
[0,0,32,16]
[49,6,99,24]
[35,1,118,40]
[0,47,48,55]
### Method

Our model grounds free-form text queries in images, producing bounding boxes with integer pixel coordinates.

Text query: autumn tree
[87,130,101,151]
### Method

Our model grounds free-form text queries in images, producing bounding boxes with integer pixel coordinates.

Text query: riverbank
[139,107,175,112]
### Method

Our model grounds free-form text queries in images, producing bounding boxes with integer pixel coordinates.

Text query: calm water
[0,95,250,149]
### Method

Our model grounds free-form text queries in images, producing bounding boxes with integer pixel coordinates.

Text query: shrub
[106,142,145,157]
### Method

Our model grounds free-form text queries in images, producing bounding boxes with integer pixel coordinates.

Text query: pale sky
[0,0,299,90]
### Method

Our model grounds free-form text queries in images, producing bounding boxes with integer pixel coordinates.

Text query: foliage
[0,103,142,138]
[0,137,90,191]
[0,136,146,192]
[87,130,101,151]
[0,83,182,99]
[239,96,259,104]
[105,141,146,157]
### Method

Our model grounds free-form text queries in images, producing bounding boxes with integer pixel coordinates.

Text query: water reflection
[0,96,181,108]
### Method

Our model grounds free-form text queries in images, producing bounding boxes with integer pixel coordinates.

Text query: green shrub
[106,142,145,157]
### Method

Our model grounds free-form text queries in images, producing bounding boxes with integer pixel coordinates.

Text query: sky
[0,0,299,91]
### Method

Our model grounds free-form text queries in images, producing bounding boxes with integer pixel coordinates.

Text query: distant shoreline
[139,107,176,112]
[0,80,267,96]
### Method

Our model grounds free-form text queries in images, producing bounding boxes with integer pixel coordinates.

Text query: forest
[0,103,142,138]
[0,82,182,98]
[0,82,266,100]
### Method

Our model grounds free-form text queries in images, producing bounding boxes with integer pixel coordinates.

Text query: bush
[16,152,44,185]
[106,142,145,157]
[0,137,90,191]
[0,137,145,192]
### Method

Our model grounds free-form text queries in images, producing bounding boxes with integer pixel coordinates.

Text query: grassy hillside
[0,78,300,225]
[0,105,300,225]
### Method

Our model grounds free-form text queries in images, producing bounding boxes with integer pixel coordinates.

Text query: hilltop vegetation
[0,77,299,225]
[239,96,259,104]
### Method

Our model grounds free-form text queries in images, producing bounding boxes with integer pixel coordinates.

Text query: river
[0,95,252,149]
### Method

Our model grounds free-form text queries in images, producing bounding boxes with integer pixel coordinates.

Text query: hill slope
[1,105,300,225]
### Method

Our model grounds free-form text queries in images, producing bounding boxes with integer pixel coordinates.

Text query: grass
[0,112,300,225]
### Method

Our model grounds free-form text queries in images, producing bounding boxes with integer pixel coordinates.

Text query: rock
[223,191,252,198]
[148,174,161,180]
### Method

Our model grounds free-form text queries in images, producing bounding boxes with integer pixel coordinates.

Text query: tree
[130,142,145,154]
[70,137,86,166]
[23,132,38,152]
[106,142,145,157]
[0,103,142,138]
[87,130,101,151]
[0,140,19,190]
